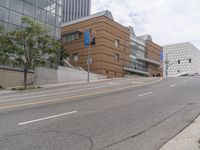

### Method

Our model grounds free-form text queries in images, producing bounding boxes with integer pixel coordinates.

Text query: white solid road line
[0,84,113,102]
[138,92,153,97]
[18,111,77,126]
[170,84,176,87]
[132,81,144,84]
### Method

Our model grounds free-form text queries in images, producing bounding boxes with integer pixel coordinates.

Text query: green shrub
[11,85,42,91]
[18,87,26,90]
[11,87,17,90]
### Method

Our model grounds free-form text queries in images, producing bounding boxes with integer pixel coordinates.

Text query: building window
[10,0,23,13]
[0,0,10,8]
[0,7,9,22]
[114,53,119,62]
[115,40,119,48]
[24,2,35,18]
[36,0,46,9]
[62,32,79,42]
[178,60,180,64]
[73,53,78,62]
[10,11,22,26]
[36,7,46,21]
[24,0,35,5]
[189,59,192,63]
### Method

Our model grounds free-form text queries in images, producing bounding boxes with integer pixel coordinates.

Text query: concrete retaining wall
[0,68,34,88]
[35,66,106,85]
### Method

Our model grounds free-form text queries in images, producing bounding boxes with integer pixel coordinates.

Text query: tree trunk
[24,68,28,89]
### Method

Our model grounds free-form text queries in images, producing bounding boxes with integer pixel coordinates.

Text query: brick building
[62,10,130,78]
[61,10,163,78]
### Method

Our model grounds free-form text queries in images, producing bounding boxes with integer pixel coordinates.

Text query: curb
[160,114,200,150]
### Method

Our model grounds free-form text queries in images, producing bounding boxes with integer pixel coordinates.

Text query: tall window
[114,53,119,62]
[115,40,119,48]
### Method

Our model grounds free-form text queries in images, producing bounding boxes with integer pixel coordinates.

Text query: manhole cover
[0,131,93,150]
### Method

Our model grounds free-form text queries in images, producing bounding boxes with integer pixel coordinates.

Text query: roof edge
[62,10,114,27]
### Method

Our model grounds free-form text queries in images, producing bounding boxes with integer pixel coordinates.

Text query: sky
[91,0,200,49]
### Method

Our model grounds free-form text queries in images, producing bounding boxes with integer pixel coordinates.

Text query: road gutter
[159,114,200,150]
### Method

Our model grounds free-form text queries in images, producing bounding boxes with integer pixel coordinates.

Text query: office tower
[63,0,91,23]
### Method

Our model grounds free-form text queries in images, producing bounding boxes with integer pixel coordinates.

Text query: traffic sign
[84,30,90,47]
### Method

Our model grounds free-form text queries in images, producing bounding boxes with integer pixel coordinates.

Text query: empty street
[0,77,200,150]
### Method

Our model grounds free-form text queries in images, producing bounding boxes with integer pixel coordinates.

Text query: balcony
[136,57,161,66]
[124,65,150,76]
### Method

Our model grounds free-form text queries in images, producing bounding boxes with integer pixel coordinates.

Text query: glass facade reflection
[0,0,63,39]
[129,34,148,73]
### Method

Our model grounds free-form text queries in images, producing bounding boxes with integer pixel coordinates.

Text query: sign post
[84,29,96,83]
[84,30,91,83]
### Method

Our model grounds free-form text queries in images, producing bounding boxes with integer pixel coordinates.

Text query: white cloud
[92,0,200,48]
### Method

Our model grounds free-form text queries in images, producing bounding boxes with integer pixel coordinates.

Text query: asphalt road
[0,77,200,150]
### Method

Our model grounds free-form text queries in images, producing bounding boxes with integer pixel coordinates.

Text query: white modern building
[163,42,200,77]
[63,0,91,23]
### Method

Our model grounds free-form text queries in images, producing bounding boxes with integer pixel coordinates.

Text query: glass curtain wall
[0,0,63,39]
[130,34,148,72]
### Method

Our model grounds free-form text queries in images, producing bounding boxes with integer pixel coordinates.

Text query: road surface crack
[0,131,94,150]
[99,103,192,150]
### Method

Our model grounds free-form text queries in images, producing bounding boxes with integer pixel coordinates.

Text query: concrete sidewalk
[39,78,122,88]
[0,90,15,94]
[160,115,200,150]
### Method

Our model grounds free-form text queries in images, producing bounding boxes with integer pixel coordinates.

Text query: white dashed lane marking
[18,111,78,125]
[170,84,176,87]
[138,92,153,97]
